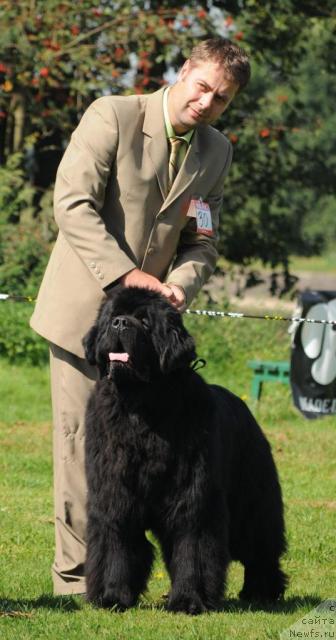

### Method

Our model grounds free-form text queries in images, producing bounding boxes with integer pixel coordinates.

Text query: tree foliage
[219,13,336,267]
[0,0,335,296]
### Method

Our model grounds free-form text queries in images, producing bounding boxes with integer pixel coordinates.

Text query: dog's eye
[141,317,150,330]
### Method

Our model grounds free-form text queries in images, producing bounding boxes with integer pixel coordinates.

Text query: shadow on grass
[0,595,82,615]
[138,594,322,615]
[222,594,322,614]
[0,594,322,617]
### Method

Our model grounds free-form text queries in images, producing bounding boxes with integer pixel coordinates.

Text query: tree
[0,1,217,168]
[218,11,336,269]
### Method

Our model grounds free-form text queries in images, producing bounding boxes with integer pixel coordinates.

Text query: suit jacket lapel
[143,88,168,199]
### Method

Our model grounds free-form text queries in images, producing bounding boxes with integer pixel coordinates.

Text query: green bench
[248,360,290,400]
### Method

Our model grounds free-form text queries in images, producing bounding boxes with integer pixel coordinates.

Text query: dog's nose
[111,316,129,331]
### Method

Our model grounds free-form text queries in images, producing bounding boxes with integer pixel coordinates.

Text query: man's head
[168,37,250,134]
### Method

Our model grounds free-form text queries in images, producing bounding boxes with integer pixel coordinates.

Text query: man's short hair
[189,37,251,92]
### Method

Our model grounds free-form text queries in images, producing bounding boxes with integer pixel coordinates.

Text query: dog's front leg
[85,514,105,604]
[162,515,229,614]
[99,526,154,610]
[163,533,208,615]
[197,521,230,611]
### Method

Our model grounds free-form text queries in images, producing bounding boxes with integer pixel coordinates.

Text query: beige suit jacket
[30,88,232,357]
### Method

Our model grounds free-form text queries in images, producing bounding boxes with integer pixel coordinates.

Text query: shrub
[0,300,48,365]
[0,154,56,297]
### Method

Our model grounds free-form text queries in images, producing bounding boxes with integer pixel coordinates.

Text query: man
[30,37,250,596]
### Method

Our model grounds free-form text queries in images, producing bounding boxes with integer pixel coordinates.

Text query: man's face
[168,59,239,134]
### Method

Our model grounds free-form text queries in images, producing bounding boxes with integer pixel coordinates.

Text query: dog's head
[83,286,197,382]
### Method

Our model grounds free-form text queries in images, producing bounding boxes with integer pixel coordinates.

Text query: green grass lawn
[288,250,336,273]
[0,314,335,639]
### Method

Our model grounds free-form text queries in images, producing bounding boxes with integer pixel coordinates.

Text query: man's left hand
[166,284,187,312]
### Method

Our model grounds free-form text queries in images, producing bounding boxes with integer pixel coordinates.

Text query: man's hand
[166,283,187,312]
[120,269,186,311]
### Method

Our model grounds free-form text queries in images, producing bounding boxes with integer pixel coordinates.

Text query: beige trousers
[49,343,97,595]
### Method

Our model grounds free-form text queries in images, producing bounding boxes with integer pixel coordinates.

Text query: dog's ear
[82,324,98,365]
[159,321,197,374]
[82,292,117,365]
[104,282,124,298]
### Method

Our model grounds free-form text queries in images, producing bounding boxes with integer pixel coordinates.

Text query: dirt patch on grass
[202,268,336,312]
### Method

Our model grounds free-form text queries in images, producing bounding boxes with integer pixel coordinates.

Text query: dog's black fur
[83,285,287,614]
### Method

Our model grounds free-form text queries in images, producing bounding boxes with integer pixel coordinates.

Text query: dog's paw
[240,567,288,603]
[101,585,136,610]
[166,591,207,615]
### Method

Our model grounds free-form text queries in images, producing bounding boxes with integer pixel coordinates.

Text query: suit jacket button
[147,247,154,255]
[90,261,96,268]
[98,274,104,280]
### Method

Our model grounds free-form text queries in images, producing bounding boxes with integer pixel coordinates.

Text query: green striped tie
[168,137,184,191]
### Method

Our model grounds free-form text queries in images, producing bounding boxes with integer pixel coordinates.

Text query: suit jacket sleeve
[167,140,233,305]
[53,98,137,288]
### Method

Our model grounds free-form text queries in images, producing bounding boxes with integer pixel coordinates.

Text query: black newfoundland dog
[83,285,287,613]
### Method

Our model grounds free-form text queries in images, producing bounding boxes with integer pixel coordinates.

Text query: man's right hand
[120,269,177,307]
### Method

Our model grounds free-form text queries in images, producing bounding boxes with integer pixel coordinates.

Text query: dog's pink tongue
[109,352,129,363]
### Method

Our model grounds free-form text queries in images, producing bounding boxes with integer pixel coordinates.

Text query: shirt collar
[163,87,194,145]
